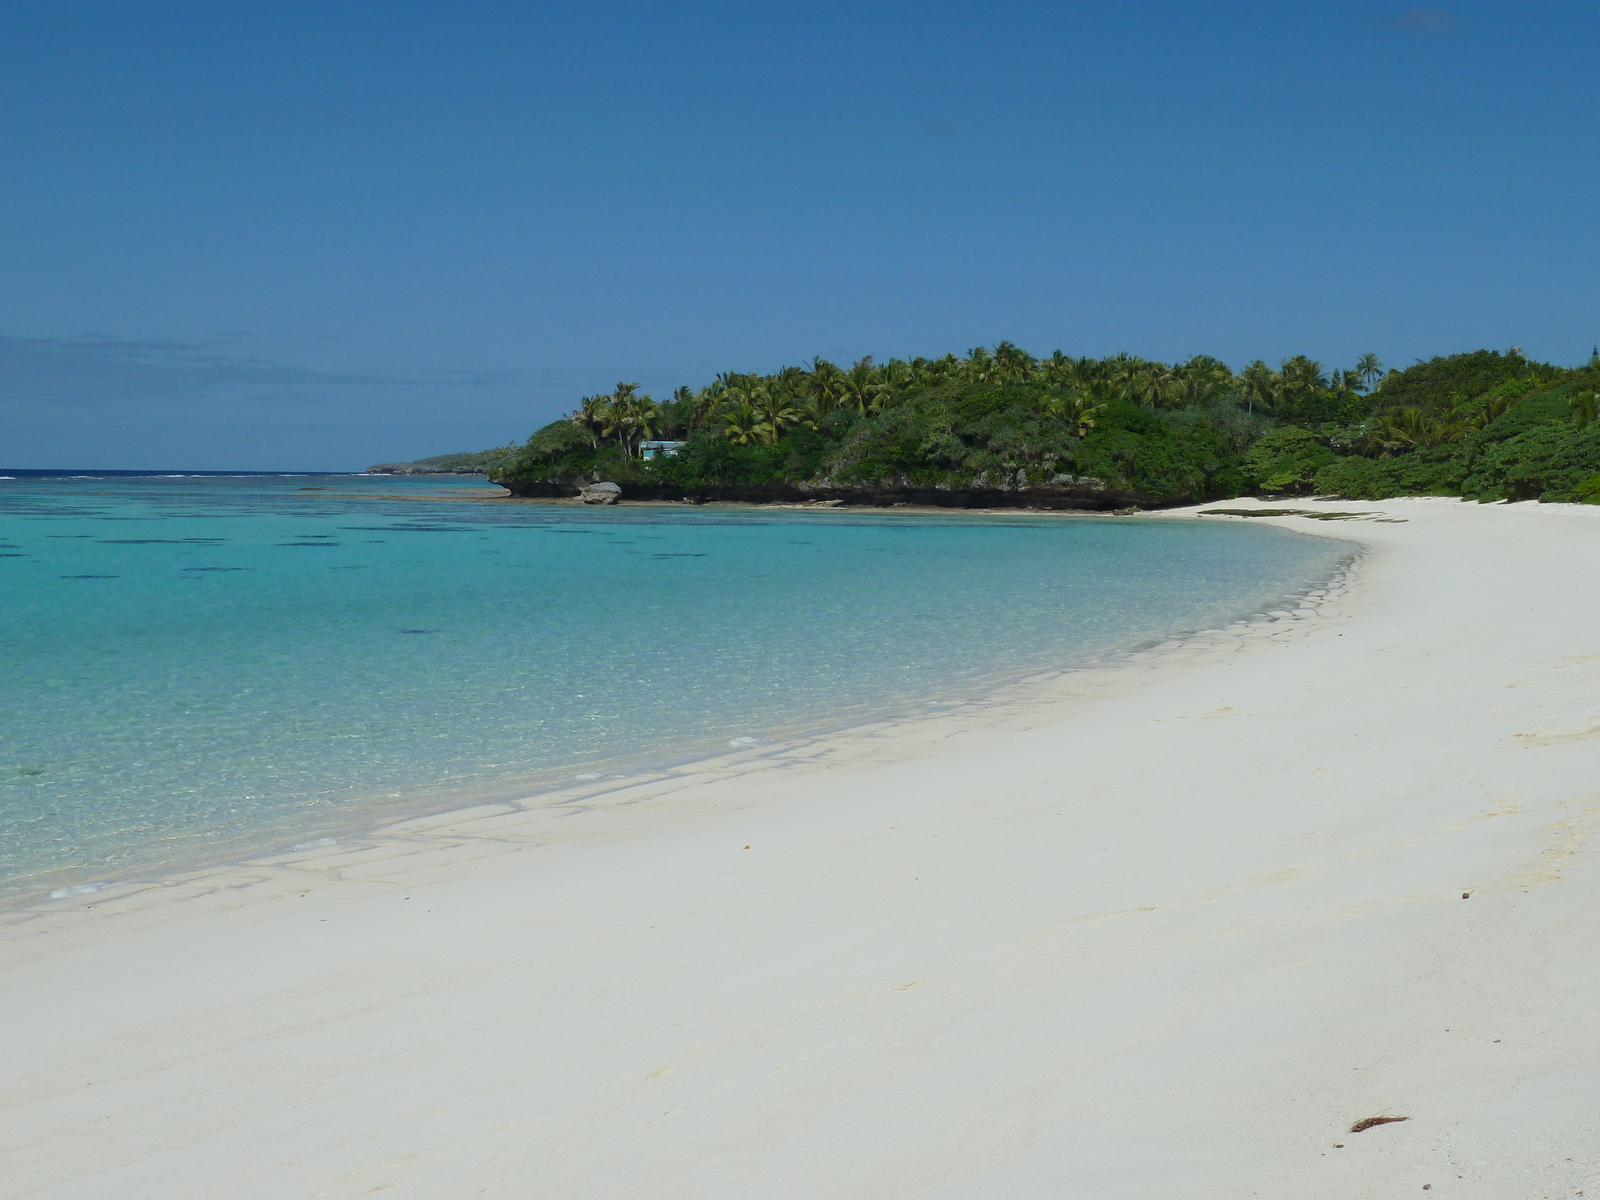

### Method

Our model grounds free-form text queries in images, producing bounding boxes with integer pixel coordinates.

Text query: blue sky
[3,0,1597,469]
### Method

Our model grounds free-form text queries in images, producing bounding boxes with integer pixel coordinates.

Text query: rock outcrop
[578,481,623,505]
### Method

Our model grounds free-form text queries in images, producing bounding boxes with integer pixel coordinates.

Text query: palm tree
[838,358,881,414]
[633,396,662,449]
[1100,353,1152,405]
[1364,405,1469,455]
[1127,361,1174,409]
[874,359,914,408]
[1276,356,1328,419]
[1429,412,1473,447]
[600,397,634,457]
[1280,356,1328,391]
[715,370,756,406]
[1237,360,1277,417]
[712,372,757,427]
[1364,406,1427,456]
[1171,355,1232,407]
[1058,355,1104,392]
[721,401,762,445]
[658,385,696,438]
[567,394,607,450]
[1570,390,1599,430]
[692,379,728,431]
[1040,351,1073,387]
[796,395,831,431]
[599,401,629,455]
[962,346,996,383]
[1045,392,1107,437]
[992,340,1036,380]
[1324,369,1363,412]
[1354,353,1384,392]
[754,390,801,444]
[594,381,652,457]
[807,358,846,413]
[1105,352,1140,382]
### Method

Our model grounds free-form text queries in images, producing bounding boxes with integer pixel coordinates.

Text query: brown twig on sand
[1349,1115,1410,1133]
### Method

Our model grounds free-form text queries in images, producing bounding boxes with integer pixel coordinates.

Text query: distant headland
[366,446,519,476]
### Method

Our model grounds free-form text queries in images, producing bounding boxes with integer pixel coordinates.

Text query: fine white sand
[4,497,1600,1199]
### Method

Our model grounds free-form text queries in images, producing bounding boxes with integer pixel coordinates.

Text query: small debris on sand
[1350,1115,1410,1133]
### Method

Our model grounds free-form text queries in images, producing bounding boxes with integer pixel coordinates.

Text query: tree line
[565,344,1396,458]
[487,342,1600,505]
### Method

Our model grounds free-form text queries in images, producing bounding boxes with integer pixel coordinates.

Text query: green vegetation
[368,445,521,474]
[411,445,521,473]
[487,343,1600,506]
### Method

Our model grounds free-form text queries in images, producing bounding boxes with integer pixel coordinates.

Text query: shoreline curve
[5,497,1598,1197]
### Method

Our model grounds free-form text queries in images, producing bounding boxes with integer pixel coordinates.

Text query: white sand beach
[4,496,1599,1199]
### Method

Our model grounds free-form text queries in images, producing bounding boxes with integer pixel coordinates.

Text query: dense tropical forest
[487,344,1600,506]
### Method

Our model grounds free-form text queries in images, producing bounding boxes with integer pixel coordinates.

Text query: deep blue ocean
[0,472,1347,899]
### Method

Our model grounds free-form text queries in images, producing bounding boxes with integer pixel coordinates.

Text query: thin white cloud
[0,334,513,411]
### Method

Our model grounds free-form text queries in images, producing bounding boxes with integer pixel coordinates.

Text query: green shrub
[1571,474,1600,504]
[1474,387,1571,442]
[1313,447,1469,499]
[647,436,790,487]
[1069,401,1240,498]
[491,420,597,484]
[1312,457,1388,499]
[1460,424,1600,502]
[1240,428,1335,493]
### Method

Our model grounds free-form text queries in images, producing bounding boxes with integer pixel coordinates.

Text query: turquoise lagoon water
[0,473,1348,899]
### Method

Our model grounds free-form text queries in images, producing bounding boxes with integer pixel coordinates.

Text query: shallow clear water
[0,473,1347,898]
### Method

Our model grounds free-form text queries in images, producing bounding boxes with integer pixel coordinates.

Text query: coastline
[0,503,1345,907]
[5,497,1600,1196]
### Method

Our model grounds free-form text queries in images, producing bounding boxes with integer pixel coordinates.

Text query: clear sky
[3,0,1597,470]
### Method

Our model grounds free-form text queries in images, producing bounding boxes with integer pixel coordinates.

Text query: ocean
[0,472,1349,899]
